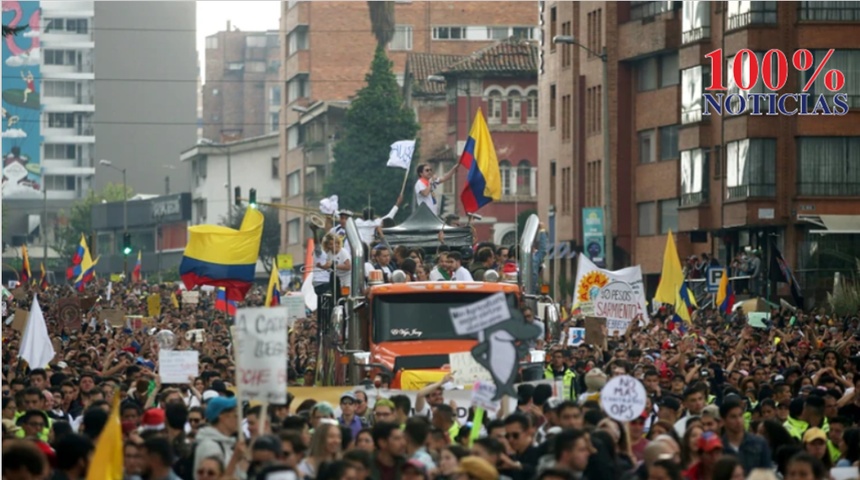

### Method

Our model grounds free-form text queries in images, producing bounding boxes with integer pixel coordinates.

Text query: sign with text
[449,351,493,386]
[449,292,511,335]
[584,317,607,347]
[567,327,585,347]
[158,350,199,384]
[100,309,126,327]
[707,267,725,293]
[600,375,647,422]
[471,381,501,412]
[235,306,289,403]
[573,255,647,334]
[181,291,199,305]
[283,294,305,326]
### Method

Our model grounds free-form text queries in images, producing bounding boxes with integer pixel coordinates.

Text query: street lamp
[99,159,129,277]
[199,138,233,223]
[553,35,613,269]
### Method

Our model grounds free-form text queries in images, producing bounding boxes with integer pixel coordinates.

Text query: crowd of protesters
[3,238,860,480]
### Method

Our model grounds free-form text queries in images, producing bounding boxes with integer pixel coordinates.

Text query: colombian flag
[716,272,735,314]
[66,234,90,280]
[131,251,142,283]
[265,260,281,307]
[20,244,31,284]
[40,263,48,290]
[214,287,238,316]
[72,237,99,292]
[180,207,264,302]
[459,109,502,213]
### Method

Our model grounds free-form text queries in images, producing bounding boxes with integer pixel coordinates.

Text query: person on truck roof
[429,252,451,281]
[469,247,496,282]
[414,163,457,217]
[448,252,473,282]
[356,195,403,246]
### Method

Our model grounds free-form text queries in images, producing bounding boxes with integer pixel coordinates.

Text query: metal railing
[681,191,707,207]
[727,184,776,199]
[797,182,860,196]
[798,2,860,21]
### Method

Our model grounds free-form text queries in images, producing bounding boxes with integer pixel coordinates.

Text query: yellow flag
[86,393,123,480]
[655,230,692,323]
[265,259,281,307]
[170,292,179,309]
[147,294,162,317]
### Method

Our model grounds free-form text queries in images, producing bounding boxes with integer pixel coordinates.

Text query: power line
[10,117,462,127]
[2,76,372,83]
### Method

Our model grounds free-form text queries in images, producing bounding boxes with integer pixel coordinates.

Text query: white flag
[387,140,416,170]
[106,281,112,301]
[20,296,55,368]
[301,273,318,312]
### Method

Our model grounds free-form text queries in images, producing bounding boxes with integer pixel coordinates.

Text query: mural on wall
[2,0,42,198]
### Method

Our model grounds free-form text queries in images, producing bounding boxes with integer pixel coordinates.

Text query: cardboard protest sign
[747,312,769,329]
[12,309,28,332]
[147,294,162,317]
[235,306,289,403]
[572,256,648,334]
[158,350,199,384]
[57,298,82,331]
[584,317,607,347]
[100,309,126,327]
[449,351,493,385]
[181,291,199,305]
[283,294,305,326]
[185,329,205,343]
[600,375,647,422]
[471,381,501,413]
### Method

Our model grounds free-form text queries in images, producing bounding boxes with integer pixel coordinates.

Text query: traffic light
[122,233,132,255]
[234,187,242,206]
[249,189,257,209]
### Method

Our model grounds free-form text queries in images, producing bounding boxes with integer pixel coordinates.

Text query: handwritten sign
[186,329,205,343]
[449,292,511,335]
[600,375,647,422]
[471,381,501,412]
[158,350,199,384]
[147,294,162,317]
[584,317,607,347]
[181,291,199,305]
[747,312,769,329]
[100,309,125,327]
[235,306,289,403]
[449,351,492,385]
[283,294,305,326]
[567,327,585,346]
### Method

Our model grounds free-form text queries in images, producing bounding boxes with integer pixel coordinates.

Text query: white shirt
[355,206,399,245]
[451,266,473,282]
[313,251,330,285]
[414,178,439,216]
[429,267,448,281]
[333,248,352,287]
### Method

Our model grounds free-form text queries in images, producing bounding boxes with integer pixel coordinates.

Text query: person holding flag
[265,259,281,307]
[655,230,697,328]
[132,251,142,283]
[716,271,735,314]
[414,163,457,217]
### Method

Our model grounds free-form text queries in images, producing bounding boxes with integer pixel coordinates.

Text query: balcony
[727,184,775,200]
[798,2,860,21]
[303,141,332,166]
[618,7,681,60]
[681,191,707,207]
[797,182,860,197]
[681,26,710,45]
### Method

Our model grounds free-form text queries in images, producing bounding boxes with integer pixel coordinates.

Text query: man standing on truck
[544,349,578,401]
[414,163,457,217]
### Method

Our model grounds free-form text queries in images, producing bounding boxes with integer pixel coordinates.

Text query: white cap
[202,390,219,402]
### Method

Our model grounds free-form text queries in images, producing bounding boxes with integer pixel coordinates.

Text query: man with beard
[371,422,407,480]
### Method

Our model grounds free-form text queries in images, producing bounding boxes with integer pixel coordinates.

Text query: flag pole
[399,168,409,198]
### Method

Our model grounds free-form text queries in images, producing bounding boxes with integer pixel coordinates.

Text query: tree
[223,206,282,274]
[54,183,133,262]
[324,45,420,215]
[367,1,395,47]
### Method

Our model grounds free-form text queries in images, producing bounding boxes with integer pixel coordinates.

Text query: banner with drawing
[572,254,648,335]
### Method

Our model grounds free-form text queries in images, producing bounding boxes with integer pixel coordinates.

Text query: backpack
[173,439,226,480]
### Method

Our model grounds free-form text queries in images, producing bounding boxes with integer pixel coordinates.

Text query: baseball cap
[202,390,220,402]
[802,427,827,444]
[340,392,357,404]
[454,456,498,480]
[701,404,721,420]
[205,397,237,423]
[697,432,723,452]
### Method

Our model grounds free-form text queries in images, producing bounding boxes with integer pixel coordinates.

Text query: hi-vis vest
[544,367,577,401]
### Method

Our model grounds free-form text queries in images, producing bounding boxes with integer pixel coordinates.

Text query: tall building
[1,1,197,268]
[279,0,539,261]
[200,26,282,142]
[538,1,860,305]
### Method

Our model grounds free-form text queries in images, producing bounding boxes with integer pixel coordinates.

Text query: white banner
[572,255,648,335]
[235,306,289,403]
[449,292,510,335]
[387,140,416,170]
[158,350,199,384]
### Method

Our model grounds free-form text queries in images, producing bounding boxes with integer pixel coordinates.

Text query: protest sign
[567,327,585,346]
[449,351,493,385]
[471,381,501,413]
[600,375,647,422]
[235,306,289,403]
[747,312,769,329]
[572,256,648,334]
[449,292,510,335]
[283,294,305,326]
[57,298,82,330]
[158,350,199,384]
[185,329,205,343]
[181,291,199,305]
[100,309,125,327]
[147,294,162,317]
[12,309,28,332]
[585,317,607,347]
[80,296,97,312]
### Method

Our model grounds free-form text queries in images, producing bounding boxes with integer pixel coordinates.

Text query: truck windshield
[373,292,518,343]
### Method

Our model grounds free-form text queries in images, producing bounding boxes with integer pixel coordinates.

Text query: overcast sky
[196,1,281,81]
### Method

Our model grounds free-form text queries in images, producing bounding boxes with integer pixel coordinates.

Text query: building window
[638,202,656,236]
[193,198,207,224]
[287,126,304,150]
[517,160,533,196]
[432,26,466,40]
[561,21,572,67]
[246,36,267,48]
[506,91,521,123]
[637,57,658,91]
[44,49,75,65]
[799,1,860,21]
[561,167,571,214]
[587,9,603,56]
[727,51,778,113]
[288,28,308,55]
[659,125,679,161]
[682,0,711,44]
[45,144,76,160]
[681,66,705,124]
[797,137,860,196]
[205,36,218,49]
[680,149,708,206]
[726,138,776,199]
[44,80,76,97]
[288,75,309,102]
[271,157,279,179]
[727,1,777,30]
[550,161,557,207]
[287,219,301,245]
[526,91,538,123]
[270,113,279,132]
[512,27,533,39]
[500,160,512,195]
[659,199,679,234]
[550,7,557,52]
[487,90,503,123]
[803,50,860,109]
[660,52,679,87]
[47,113,75,128]
[639,130,655,164]
[287,170,301,197]
[44,175,76,191]
[549,84,557,128]
[561,94,572,142]
[587,86,602,134]
[390,25,413,51]
[270,86,281,105]
[630,1,679,20]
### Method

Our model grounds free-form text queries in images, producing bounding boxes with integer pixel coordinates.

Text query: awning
[799,214,860,234]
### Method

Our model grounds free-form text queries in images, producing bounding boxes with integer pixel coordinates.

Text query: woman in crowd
[298,421,342,479]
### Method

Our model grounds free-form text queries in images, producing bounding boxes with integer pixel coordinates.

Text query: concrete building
[201,26,282,142]
[279,1,539,261]
[538,1,860,304]
[405,38,539,244]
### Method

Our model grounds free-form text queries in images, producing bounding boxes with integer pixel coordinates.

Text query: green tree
[54,183,133,262]
[223,206,282,274]
[367,1,395,47]
[324,45,420,214]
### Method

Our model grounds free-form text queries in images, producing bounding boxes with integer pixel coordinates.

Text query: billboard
[2,0,42,198]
